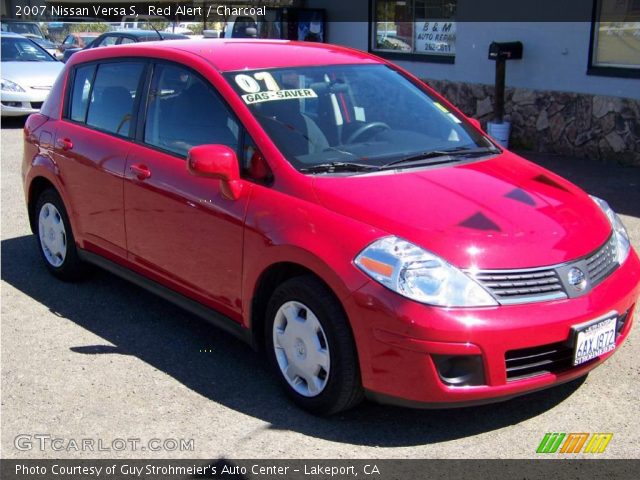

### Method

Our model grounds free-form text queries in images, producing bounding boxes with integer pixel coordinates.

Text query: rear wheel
[265,275,363,415]
[35,189,86,281]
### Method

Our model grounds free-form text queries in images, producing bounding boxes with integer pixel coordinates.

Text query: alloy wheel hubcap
[273,301,330,397]
[38,203,67,267]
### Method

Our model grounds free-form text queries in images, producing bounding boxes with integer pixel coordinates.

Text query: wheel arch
[249,261,354,353]
[27,176,58,234]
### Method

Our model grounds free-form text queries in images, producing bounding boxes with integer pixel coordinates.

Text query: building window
[372,0,456,60]
[589,0,640,77]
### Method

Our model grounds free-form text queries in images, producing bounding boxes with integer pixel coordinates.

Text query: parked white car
[1,33,63,117]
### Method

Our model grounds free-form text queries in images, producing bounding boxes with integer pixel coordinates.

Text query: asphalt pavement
[1,117,639,459]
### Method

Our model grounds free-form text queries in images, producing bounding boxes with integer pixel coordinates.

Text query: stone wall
[424,79,640,166]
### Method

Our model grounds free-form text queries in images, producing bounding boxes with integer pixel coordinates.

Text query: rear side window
[69,65,95,122]
[85,62,145,137]
[97,36,118,47]
[144,63,239,157]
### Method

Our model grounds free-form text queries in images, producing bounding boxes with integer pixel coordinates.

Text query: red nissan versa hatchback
[23,40,639,414]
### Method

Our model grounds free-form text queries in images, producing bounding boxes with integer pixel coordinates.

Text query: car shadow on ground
[516,151,640,220]
[1,117,26,129]
[2,234,586,447]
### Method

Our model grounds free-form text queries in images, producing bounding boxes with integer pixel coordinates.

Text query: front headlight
[354,236,497,307]
[591,195,631,264]
[1,79,25,93]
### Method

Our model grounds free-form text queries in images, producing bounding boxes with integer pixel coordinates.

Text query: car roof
[103,30,188,39]
[79,39,382,72]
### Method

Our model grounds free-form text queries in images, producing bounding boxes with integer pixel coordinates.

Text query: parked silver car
[1,33,63,117]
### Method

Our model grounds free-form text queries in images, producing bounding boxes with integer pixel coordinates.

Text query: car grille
[586,235,618,286]
[505,342,575,381]
[505,309,630,381]
[471,234,618,305]
[473,269,565,304]
[30,102,43,110]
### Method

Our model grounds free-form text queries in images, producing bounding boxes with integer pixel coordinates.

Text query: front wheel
[35,189,86,281]
[265,275,363,415]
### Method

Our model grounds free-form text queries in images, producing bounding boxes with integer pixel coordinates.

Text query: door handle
[56,137,73,151]
[130,164,151,180]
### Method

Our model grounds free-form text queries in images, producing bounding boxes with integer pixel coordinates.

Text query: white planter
[487,121,511,148]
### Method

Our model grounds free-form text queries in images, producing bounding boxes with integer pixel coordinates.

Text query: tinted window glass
[86,62,144,137]
[98,36,118,47]
[144,63,239,157]
[224,65,490,171]
[70,65,96,122]
[0,37,55,62]
[119,37,135,45]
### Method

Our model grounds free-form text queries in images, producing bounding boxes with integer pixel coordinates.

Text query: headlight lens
[354,236,497,307]
[591,195,631,264]
[1,79,25,92]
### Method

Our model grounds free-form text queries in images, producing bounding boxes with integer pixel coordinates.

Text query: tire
[265,275,363,415]
[35,188,86,281]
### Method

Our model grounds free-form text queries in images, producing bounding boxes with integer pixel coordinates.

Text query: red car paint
[23,40,639,407]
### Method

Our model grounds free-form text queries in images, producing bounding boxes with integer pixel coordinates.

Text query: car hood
[311,152,612,269]
[1,61,64,88]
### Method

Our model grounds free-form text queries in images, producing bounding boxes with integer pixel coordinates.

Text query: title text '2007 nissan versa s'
[22,40,639,415]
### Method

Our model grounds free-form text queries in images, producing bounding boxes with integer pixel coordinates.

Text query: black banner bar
[2,1,640,22]
[1,459,639,480]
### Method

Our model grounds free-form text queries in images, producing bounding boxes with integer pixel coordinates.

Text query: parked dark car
[62,30,189,62]
[57,32,101,60]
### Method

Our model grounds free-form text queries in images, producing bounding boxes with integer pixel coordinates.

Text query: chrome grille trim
[468,234,618,305]
[473,269,566,304]
[586,235,618,286]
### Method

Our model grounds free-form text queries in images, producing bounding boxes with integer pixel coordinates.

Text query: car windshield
[1,22,44,38]
[224,64,495,173]
[1,37,55,62]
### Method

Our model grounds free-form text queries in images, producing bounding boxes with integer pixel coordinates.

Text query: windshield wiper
[299,162,381,174]
[381,147,500,170]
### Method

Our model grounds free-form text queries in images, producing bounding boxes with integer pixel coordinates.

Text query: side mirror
[187,144,243,200]
[467,117,482,131]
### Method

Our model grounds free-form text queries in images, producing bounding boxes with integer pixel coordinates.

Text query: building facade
[310,0,640,165]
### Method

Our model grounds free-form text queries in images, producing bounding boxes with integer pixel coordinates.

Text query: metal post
[494,57,506,124]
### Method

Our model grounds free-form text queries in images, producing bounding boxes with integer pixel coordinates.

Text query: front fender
[241,185,386,326]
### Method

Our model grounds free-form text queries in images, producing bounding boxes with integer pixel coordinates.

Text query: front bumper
[345,249,640,407]
[1,89,49,116]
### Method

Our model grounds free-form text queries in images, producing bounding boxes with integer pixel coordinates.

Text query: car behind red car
[22,39,639,414]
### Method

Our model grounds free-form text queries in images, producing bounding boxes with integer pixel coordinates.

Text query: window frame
[134,59,244,161]
[587,0,640,78]
[63,57,150,140]
[368,0,456,64]
[63,57,271,184]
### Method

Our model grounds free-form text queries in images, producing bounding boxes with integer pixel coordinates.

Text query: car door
[123,62,248,320]
[53,60,147,258]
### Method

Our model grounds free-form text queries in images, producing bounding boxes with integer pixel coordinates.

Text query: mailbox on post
[488,41,523,61]
[487,41,523,147]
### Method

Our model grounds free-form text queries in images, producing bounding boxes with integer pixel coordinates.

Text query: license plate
[572,315,617,366]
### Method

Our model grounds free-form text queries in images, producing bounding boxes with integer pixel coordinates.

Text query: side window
[98,36,118,47]
[119,37,135,45]
[144,63,239,157]
[63,35,74,46]
[86,62,145,137]
[69,65,96,122]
